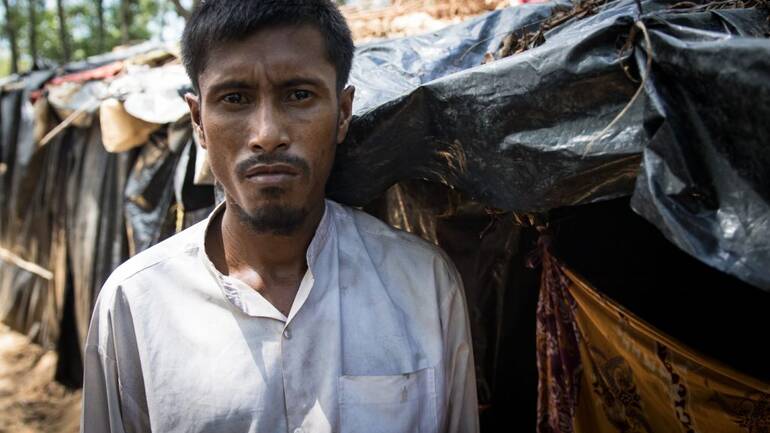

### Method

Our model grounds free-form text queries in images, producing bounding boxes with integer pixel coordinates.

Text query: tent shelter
[0,0,768,431]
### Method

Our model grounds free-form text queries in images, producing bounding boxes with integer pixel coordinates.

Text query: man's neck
[206,200,325,315]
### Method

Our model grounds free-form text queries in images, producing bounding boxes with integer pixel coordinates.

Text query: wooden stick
[0,247,53,280]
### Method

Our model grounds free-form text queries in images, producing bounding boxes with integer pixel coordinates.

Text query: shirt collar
[197,199,334,321]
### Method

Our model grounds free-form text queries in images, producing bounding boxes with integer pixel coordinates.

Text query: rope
[582,20,653,157]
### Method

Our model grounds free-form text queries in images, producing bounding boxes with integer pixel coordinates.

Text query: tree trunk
[120,0,131,44]
[96,0,104,52]
[169,0,190,20]
[170,0,201,21]
[56,0,70,62]
[1,0,19,74]
[28,0,37,69]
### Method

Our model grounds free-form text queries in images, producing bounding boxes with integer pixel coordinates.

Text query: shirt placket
[280,271,315,433]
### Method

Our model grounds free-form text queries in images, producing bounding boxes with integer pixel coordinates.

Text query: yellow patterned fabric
[537,252,770,433]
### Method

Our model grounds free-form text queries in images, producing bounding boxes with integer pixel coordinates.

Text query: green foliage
[1,0,173,76]
[0,0,353,76]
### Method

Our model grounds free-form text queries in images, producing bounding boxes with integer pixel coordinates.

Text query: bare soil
[0,324,80,433]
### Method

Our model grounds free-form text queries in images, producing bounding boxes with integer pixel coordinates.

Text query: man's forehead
[200,25,336,90]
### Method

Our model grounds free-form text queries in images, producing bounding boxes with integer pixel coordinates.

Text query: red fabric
[536,249,582,433]
[49,61,124,86]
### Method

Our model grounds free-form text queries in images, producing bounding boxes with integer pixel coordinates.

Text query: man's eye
[288,90,312,102]
[222,93,247,104]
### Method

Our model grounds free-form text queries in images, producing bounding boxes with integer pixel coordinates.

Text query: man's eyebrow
[279,77,326,89]
[207,80,253,94]
[206,77,328,94]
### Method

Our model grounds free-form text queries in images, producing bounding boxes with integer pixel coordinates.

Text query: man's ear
[185,92,206,149]
[336,85,355,145]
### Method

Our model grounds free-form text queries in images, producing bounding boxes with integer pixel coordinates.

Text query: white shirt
[81,200,479,433]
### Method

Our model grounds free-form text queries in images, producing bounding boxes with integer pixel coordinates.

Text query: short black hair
[181,0,354,93]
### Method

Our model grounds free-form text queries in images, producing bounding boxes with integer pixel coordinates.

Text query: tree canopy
[0,0,174,75]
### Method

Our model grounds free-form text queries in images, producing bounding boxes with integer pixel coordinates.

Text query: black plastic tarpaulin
[0,70,60,346]
[0,42,179,351]
[630,11,770,290]
[63,124,133,354]
[331,0,770,290]
[0,66,212,389]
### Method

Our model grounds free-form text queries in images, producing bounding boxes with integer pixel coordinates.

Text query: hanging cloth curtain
[536,250,770,433]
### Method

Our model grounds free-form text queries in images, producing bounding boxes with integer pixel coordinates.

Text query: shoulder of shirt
[101,219,205,290]
[329,201,461,288]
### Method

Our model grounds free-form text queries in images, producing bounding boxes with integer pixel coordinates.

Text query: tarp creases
[329,0,770,290]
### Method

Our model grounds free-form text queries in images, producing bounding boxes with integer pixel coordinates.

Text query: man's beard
[231,191,309,236]
[229,153,313,235]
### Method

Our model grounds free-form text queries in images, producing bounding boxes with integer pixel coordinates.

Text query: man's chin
[258,186,287,200]
[234,202,308,236]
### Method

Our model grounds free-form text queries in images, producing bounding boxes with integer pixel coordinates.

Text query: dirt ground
[0,324,80,433]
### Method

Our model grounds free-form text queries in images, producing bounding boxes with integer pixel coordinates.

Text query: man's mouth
[243,163,300,184]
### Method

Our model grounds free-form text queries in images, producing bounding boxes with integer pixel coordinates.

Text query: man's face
[186,25,354,234]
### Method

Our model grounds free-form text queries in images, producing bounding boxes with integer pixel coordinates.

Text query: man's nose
[247,101,289,153]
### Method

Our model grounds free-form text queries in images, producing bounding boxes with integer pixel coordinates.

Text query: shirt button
[283,327,292,340]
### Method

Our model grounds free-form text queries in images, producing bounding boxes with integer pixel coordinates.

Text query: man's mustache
[235,153,310,178]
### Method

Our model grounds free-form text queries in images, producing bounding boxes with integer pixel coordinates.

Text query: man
[81,1,479,432]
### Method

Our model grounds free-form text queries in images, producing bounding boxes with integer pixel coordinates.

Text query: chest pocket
[338,367,438,433]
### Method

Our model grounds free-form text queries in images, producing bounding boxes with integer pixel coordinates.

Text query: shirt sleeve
[81,287,150,433]
[440,260,481,433]
[81,343,127,433]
